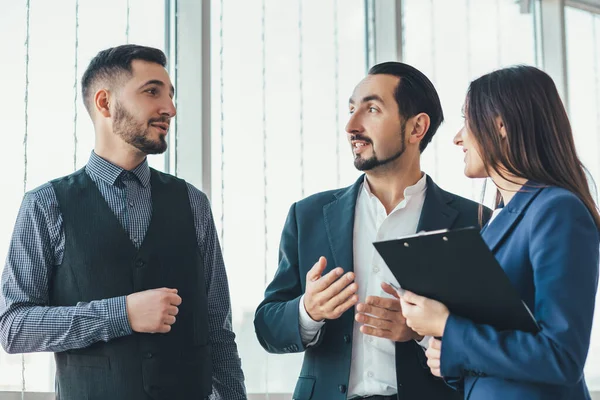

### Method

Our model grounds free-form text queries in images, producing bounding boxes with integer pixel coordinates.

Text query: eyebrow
[140,79,175,97]
[349,94,385,105]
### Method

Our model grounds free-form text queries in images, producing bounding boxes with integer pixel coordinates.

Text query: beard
[353,120,407,171]
[113,101,168,155]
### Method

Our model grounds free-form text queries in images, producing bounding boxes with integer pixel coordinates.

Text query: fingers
[157,287,178,294]
[402,290,424,306]
[366,295,401,312]
[356,303,399,321]
[405,318,419,333]
[355,313,393,330]
[166,293,182,306]
[328,280,358,309]
[157,324,172,334]
[163,315,176,325]
[322,272,355,300]
[427,357,440,369]
[400,298,415,317]
[425,346,441,360]
[331,294,359,318]
[306,257,327,281]
[167,306,179,316]
[426,342,442,377]
[313,268,346,293]
[381,282,400,299]
[359,324,395,340]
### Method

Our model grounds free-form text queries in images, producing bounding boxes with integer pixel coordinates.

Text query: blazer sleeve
[441,193,599,385]
[254,203,317,354]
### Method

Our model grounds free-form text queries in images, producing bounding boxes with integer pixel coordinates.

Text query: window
[209,0,366,393]
[1,0,599,397]
[566,5,600,390]
[402,0,538,203]
[0,0,166,392]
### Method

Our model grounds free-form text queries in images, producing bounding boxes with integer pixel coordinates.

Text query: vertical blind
[1,0,599,395]
[0,0,166,392]
[566,5,600,390]
[210,0,366,392]
[402,0,538,204]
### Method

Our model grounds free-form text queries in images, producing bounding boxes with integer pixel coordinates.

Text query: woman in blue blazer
[397,65,600,400]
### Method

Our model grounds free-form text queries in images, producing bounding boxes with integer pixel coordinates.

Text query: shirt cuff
[298,294,325,346]
[106,296,133,338]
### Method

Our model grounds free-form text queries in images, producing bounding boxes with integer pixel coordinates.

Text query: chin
[464,167,487,179]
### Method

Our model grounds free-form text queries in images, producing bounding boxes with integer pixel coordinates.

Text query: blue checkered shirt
[0,152,246,399]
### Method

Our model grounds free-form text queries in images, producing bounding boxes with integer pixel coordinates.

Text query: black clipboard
[373,227,540,333]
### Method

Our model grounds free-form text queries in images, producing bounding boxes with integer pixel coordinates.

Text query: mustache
[350,134,372,144]
[148,116,171,125]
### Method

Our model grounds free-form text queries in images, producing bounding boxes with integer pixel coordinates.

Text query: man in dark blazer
[254,62,489,400]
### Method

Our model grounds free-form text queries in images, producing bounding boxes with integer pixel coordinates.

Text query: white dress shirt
[298,173,429,398]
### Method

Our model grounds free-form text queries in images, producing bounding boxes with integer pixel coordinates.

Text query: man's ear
[408,113,431,145]
[95,89,111,118]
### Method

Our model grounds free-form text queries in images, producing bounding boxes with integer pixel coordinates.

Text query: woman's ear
[496,116,507,139]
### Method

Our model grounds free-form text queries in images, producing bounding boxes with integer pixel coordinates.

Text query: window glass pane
[210,0,366,393]
[0,0,165,392]
[566,5,600,391]
[403,0,537,204]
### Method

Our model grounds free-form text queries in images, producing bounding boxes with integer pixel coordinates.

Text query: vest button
[144,352,153,359]
[338,384,346,394]
[136,259,145,268]
[343,334,351,343]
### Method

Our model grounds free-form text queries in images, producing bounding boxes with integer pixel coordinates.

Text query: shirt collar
[362,172,427,199]
[85,151,151,187]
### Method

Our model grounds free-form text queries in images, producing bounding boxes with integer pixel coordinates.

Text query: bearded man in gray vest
[0,44,246,400]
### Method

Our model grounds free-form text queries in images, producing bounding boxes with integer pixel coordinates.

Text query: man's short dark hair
[368,62,444,152]
[81,44,167,114]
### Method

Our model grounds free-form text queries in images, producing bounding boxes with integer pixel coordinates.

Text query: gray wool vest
[49,168,212,400]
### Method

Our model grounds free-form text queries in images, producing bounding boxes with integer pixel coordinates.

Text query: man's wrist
[107,296,133,338]
[302,297,323,322]
[299,295,325,325]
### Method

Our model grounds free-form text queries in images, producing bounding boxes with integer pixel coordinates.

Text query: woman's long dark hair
[467,65,600,229]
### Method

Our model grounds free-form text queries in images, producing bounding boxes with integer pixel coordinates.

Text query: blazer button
[338,384,347,394]
[343,334,351,343]
[135,259,145,268]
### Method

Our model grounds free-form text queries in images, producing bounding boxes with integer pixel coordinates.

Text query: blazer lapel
[416,176,459,232]
[323,175,364,272]
[482,183,544,252]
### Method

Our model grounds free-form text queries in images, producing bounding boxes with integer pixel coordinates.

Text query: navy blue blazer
[254,175,489,400]
[441,185,600,400]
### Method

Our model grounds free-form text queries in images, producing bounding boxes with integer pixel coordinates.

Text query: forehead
[126,59,172,87]
[350,74,400,103]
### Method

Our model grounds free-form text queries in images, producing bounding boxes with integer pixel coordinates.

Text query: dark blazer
[441,185,600,400]
[254,175,490,400]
